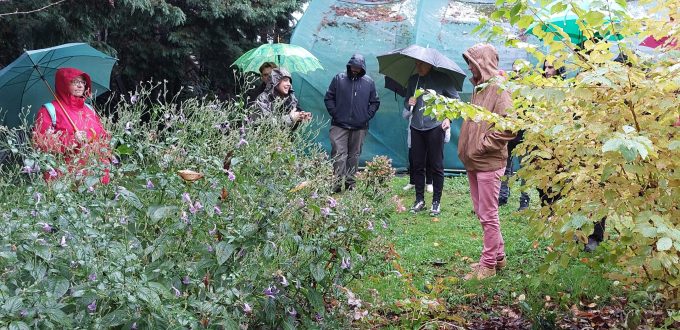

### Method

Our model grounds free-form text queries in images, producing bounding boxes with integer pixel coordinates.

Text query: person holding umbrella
[324,54,380,192]
[254,68,311,127]
[459,43,516,280]
[405,60,459,215]
[32,67,111,183]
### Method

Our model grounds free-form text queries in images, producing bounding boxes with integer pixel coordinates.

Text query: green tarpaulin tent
[291,0,528,171]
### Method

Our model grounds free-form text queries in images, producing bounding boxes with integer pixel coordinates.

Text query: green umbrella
[0,43,117,128]
[231,43,323,74]
[526,0,624,45]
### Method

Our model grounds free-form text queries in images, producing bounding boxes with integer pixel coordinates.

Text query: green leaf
[9,321,30,330]
[117,187,143,210]
[215,242,235,265]
[309,262,326,282]
[100,309,129,327]
[656,237,673,251]
[306,288,324,314]
[48,277,70,300]
[44,308,70,326]
[668,140,680,150]
[3,296,23,313]
[146,205,179,223]
[137,287,161,309]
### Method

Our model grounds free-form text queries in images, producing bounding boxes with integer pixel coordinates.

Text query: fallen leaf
[546,246,554,252]
[178,169,204,182]
[532,241,539,249]
[545,295,551,301]
[432,217,440,222]
[433,242,440,247]
[220,187,229,201]
[289,180,310,193]
[518,294,526,301]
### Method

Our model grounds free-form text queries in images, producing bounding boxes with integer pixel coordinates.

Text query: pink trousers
[467,168,506,268]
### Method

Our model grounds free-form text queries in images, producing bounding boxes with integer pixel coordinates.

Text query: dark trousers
[411,127,444,203]
[330,126,367,187]
[538,186,605,243]
[408,147,432,185]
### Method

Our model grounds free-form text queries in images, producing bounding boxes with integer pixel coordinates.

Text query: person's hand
[441,118,450,130]
[301,112,312,121]
[407,97,417,107]
[290,111,302,122]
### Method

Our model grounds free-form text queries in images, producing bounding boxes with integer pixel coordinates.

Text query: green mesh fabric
[291,0,528,170]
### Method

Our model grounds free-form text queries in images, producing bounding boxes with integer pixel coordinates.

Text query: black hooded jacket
[324,54,380,130]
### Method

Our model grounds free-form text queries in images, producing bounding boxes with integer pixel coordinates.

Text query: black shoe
[430,201,441,216]
[332,184,342,194]
[518,193,530,210]
[410,200,425,213]
[498,197,508,206]
[584,237,600,252]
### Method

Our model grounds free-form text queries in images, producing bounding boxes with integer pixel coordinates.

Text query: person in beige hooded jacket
[459,43,516,280]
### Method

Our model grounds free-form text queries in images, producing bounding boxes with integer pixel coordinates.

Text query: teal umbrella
[526,0,624,45]
[231,43,323,74]
[0,43,117,128]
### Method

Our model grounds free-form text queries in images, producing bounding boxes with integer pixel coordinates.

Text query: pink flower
[48,169,58,178]
[227,170,235,181]
[172,286,181,297]
[214,206,222,215]
[146,180,154,189]
[321,207,331,217]
[237,138,248,148]
[327,197,337,208]
[88,273,97,281]
[42,223,52,233]
[182,192,192,204]
[243,303,252,313]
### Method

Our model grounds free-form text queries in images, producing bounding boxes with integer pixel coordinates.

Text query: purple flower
[311,191,319,199]
[88,273,96,281]
[60,236,67,247]
[114,192,120,201]
[296,198,305,207]
[21,166,33,174]
[206,244,213,252]
[367,221,374,231]
[146,180,154,189]
[341,257,351,270]
[111,156,119,165]
[214,206,222,215]
[48,169,58,178]
[239,126,246,135]
[33,192,42,203]
[243,303,252,314]
[210,181,218,189]
[182,276,190,285]
[172,286,181,297]
[181,211,189,223]
[119,217,128,224]
[80,206,90,216]
[130,94,139,104]
[131,322,138,330]
[31,210,38,217]
[209,224,217,235]
[321,207,331,217]
[20,310,28,318]
[288,307,297,317]
[41,223,52,233]
[263,285,279,299]
[382,220,388,229]
[189,205,197,214]
[87,300,97,312]
[236,138,248,148]
[227,170,236,181]
[194,201,203,211]
[88,186,95,193]
[362,207,371,213]
[328,197,337,208]
[315,313,323,322]
[182,192,192,205]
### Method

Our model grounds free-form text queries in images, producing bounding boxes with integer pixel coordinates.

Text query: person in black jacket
[324,54,380,192]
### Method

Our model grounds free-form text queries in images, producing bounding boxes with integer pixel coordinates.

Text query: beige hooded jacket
[458,43,515,172]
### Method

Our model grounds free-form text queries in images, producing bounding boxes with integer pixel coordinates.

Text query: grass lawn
[351,175,628,329]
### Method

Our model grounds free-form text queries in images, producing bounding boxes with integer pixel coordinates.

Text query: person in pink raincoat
[32,67,111,184]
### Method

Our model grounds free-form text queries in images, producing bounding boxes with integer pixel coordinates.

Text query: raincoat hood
[54,67,92,108]
[462,43,499,86]
[346,54,366,78]
[267,68,293,95]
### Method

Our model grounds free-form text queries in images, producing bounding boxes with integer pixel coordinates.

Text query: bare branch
[0,0,66,18]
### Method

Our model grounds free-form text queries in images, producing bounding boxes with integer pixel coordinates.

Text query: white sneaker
[402,183,415,191]
[426,184,433,193]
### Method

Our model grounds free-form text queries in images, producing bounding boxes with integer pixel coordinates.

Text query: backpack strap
[43,103,57,127]
[42,102,95,127]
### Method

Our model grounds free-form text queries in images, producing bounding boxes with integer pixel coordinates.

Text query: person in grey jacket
[324,54,380,192]
[406,60,459,215]
[255,68,311,127]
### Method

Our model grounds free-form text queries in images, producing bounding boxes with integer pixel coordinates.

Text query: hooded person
[405,59,460,216]
[324,53,380,192]
[254,68,311,127]
[32,67,110,184]
[459,43,516,281]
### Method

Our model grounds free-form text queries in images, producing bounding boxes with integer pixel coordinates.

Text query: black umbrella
[377,45,466,94]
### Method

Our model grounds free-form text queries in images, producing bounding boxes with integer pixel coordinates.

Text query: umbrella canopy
[526,0,624,45]
[0,43,116,128]
[377,45,466,93]
[639,35,678,49]
[231,43,323,74]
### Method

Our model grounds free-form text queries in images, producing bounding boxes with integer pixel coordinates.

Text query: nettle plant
[0,83,393,328]
[420,0,679,303]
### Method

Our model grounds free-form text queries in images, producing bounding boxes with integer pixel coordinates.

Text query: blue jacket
[405,70,459,131]
[324,54,380,130]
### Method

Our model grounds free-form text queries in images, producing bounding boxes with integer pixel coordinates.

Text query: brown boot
[464,264,496,281]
